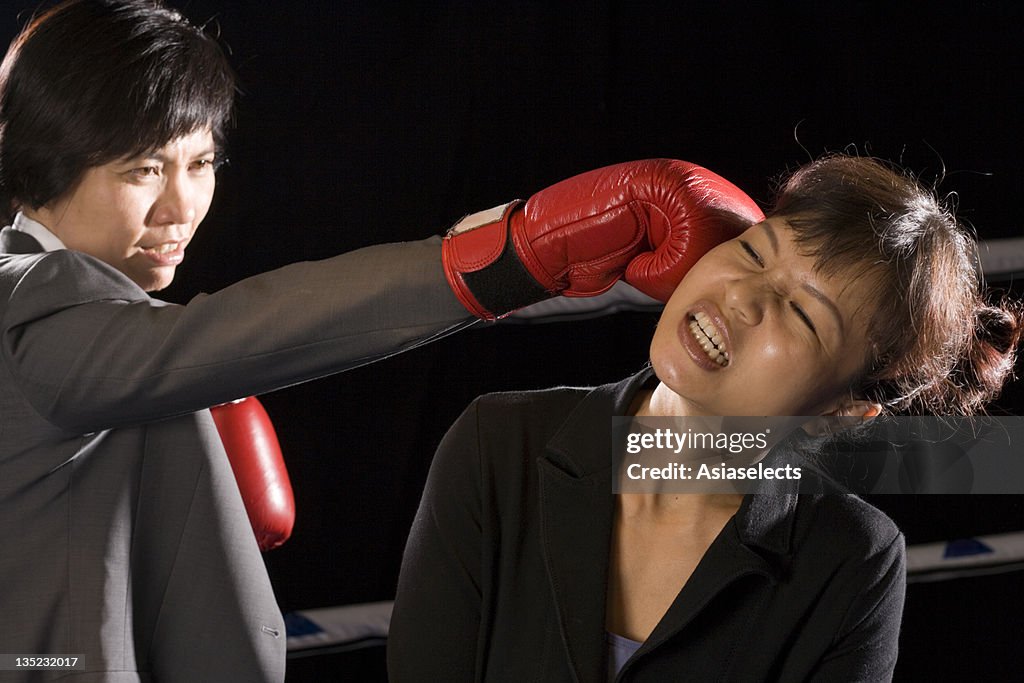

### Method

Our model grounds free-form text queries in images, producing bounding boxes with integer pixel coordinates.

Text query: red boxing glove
[442,159,764,319]
[211,397,295,552]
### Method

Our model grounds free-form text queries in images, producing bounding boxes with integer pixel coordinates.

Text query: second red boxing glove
[442,159,765,319]
[211,397,295,552]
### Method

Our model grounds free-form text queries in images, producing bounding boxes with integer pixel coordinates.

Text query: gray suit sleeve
[0,237,474,431]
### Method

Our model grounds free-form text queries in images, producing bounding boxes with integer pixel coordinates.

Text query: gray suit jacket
[0,228,471,681]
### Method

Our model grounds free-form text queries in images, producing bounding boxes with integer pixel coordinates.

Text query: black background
[4,1,1023,680]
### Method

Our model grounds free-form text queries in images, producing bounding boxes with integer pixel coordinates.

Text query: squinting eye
[740,240,764,267]
[790,301,817,334]
[131,166,159,177]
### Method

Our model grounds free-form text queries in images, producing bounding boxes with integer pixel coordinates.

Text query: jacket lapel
[0,227,44,254]
[641,492,797,653]
[538,459,612,683]
[537,369,654,683]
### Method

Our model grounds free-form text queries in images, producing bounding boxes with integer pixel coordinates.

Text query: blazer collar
[543,367,654,477]
[537,367,802,680]
[0,226,44,254]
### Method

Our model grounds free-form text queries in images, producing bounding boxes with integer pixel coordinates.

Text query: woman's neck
[625,383,744,512]
[632,382,699,418]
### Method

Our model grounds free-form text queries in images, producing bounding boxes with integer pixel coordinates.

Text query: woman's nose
[151,172,196,226]
[725,274,771,326]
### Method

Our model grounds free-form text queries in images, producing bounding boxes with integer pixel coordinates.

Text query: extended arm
[1,236,469,432]
[2,158,761,432]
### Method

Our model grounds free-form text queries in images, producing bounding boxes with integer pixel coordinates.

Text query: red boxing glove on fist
[211,397,295,552]
[443,159,764,319]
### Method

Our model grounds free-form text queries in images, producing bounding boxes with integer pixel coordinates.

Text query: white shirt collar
[11,212,67,252]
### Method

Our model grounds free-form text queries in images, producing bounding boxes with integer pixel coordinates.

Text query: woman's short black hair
[0,0,236,220]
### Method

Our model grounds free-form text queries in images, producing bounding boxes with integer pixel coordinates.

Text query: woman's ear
[801,399,881,437]
[828,399,882,419]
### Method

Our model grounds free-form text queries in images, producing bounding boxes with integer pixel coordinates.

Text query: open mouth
[138,240,187,267]
[688,311,729,366]
[142,242,181,255]
[141,241,184,255]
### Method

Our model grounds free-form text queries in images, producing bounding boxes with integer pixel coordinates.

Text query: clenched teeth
[144,242,180,254]
[689,312,729,366]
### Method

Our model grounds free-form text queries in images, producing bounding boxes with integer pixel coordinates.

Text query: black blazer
[389,369,906,682]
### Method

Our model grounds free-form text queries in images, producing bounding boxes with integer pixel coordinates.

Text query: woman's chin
[130,264,177,292]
